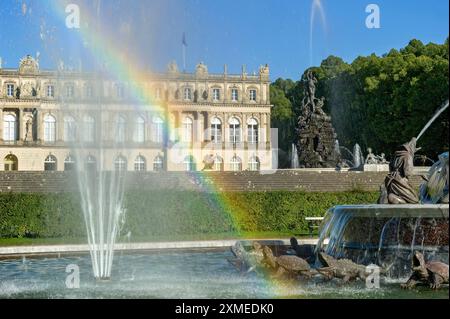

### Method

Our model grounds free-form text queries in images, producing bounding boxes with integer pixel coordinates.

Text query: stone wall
[0,170,425,193]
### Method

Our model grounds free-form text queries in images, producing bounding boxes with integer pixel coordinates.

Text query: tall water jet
[416,100,449,142]
[352,143,364,169]
[309,0,327,66]
[291,143,300,169]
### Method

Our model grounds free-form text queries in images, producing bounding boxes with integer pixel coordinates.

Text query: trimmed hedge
[0,190,378,238]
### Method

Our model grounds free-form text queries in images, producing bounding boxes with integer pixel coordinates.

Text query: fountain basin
[317,204,449,278]
[0,248,447,299]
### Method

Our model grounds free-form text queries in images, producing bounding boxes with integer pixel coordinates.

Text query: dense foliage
[0,191,378,239]
[271,39,449,167]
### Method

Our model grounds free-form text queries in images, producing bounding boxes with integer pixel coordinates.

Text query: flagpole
[182,44,186,73]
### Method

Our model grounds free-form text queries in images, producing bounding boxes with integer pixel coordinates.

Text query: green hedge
[0,191,378,238]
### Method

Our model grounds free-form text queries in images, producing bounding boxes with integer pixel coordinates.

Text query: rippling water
[0,249,447,299]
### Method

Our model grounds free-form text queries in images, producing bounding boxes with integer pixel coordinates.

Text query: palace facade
[0,56,273,172]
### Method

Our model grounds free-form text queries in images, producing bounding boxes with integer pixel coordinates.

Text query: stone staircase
[0,170,425,193]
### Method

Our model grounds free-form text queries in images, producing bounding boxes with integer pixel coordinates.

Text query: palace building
[0,55,273,172]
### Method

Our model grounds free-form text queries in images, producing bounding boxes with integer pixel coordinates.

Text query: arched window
[3,114,17,142]
[247,118,258,144]
[114,155,127,171]
[214,155,223,171]
[85,155,97,171]
[44,155,57,171]
[64,116,77,142]
[64,155,76,171]
[248,156,260,171]
[230,155,242,171]
[211,117,222,143]
[44,114,56,143]
[4,154,18,171]
[134,155,146,171]
[83,115,95,143]
[133,116,145,143]
[183,155,196,171]
[229,117,241,144]
[182,117,193,143]
[115,115,126,143]
[153,155,164,171]
[152,116,164,143]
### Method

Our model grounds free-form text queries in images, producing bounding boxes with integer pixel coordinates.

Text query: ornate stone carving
[195,62,208,77]
[295,71,340,168]
[259,64,269,80]
[19,55,39,74]
[167,61,179,74]
[378,137,420,204]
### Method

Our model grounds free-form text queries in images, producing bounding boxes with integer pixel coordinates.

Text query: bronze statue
[378,137,420,204]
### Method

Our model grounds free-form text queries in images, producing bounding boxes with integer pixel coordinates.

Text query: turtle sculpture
[228,241,264,273]
[316,252,368,282]
[401,251,449,290]
[262,246,315,278]
[287,237,315,263]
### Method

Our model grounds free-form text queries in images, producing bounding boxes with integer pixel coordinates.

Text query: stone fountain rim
[330,204,449,218]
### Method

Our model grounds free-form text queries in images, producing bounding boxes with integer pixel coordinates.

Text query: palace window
[115,115,126,143]
[44,155,57,171]
[66,85,74,98]
[184,87,192,100]
[133,116,146,143]
[44,114,56,143]
[249,89,257,101]
[247,118,258,144]
[211,117,222,143]
[116,84,124,98]
[214,155,223,171]
[183,155,196,171]
[4,154,18,171]
[85,155,97,171]
[229,117,241,144]
[3,114,17,142]
[114,155,127,171]
[83,115,95,143]
[230,156,242,172]
[182,117,193,143]
[6,84,14,97]
[64,155,76,171]
[47,85,55,98]
[64,116,77,142]
[231,89,239,102]
[152,116,164,143]
[153,155,164,171]
[155,87,162,100]
[134,155,146,171]
[213,88,220,101]
[85,85,93,98]
[248,156,260,171]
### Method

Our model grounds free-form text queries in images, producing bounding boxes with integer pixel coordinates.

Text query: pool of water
[0,249,447,299]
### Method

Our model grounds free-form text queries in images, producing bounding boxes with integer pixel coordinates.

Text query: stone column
[0,108,3,142]
[37,110,44,143]
[57,110,64,142]
[242,113,248,144]
[19,108,24,142]
[266,113,271,145]
[195,111,202,144]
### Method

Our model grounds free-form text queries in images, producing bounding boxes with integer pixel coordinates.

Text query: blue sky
[0,0,448,80]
